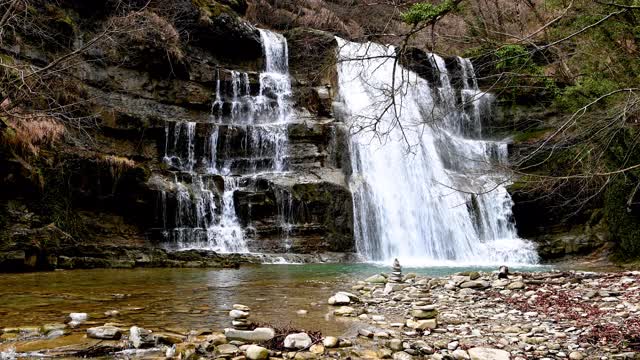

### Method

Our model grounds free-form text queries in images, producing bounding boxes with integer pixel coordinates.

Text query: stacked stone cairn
[389,258,403,283]
[229,304,251,330]
[407,303,438,330]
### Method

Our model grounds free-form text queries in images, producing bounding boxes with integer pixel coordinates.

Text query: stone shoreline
[1,269,639,359]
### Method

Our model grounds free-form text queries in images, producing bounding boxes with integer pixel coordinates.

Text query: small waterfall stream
[159,29,293,252]
[336,38,538,265]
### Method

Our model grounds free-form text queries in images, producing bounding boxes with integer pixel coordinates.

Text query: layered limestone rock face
[0,1,353,271]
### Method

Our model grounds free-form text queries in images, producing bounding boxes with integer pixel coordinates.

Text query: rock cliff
[0,0,353,271]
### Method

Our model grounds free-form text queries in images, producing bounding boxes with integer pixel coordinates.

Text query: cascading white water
[336,38,538,266]
[159,29,293,253]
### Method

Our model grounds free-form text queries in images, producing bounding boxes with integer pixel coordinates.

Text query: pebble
[452,349,470,360]
[328,293,351,305]
[392,351,412,360]
[389,338,403,351]
[323,336,338,348]
[217,343,239,355]
[224,328,275,342]
[129,326,155,348]
[245,345,269,360]
[333,306,355,316]
[229,310,250,319]
[284,332,312,349]
[86,326,122,340]
[569,352,585,360]
[468,347,510,360]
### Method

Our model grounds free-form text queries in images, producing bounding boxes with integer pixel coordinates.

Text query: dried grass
[246,0,551,54]
[4,113,65,156]
[101,155,135,193]
[110,10,183,61]
[246,0,364,38]
[102,154,135,179]
[102,154,135,169]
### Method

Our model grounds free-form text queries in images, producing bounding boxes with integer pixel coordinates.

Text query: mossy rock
[191,0,247,16]
[186,0,262,66]
[192,0,233,17]
[605,176,640,259]
[512,128,551,143]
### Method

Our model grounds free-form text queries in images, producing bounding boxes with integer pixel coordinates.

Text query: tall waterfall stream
[335,38,538,265]
[158,29,292,252]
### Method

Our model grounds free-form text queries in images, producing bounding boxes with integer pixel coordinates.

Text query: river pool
[0,264,544,335]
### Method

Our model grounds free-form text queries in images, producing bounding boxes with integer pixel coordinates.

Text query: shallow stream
[0,264,544,335]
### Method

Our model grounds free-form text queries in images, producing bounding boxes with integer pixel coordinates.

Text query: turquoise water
[0,264,546,335]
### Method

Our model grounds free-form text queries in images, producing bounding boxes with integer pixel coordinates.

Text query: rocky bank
[1,268,639,359]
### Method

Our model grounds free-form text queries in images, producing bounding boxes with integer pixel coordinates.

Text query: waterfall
[336,38,538,265]
[158,29,293,253]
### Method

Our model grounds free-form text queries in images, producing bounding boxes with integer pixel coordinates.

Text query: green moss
[41,167,85,238]
[0,53,14,65]
[554,77,619,112]
[401,0,458,25]
[44,4,76,32]
[512,128,550,143]
[291,183,331,203]
[495,45,535,72]
[191,0,232,18]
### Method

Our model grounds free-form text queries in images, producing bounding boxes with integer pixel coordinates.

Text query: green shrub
[401,0,458,25]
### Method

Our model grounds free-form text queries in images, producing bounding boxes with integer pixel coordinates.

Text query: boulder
[246,345,269,360]
[87,326,122,340]
[468,347,510,360]
[224,327,275,342]
[130,326,155,349]
[284,332,313,349]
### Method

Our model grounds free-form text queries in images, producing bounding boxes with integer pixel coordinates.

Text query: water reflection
[0,264,545,334]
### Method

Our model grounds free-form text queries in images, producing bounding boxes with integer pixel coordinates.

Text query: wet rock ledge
[0,242,359,272]
[1,269,639,359]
